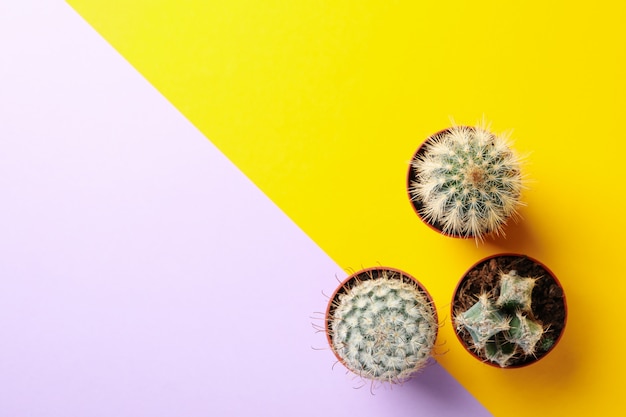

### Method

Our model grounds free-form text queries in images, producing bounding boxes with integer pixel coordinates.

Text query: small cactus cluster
[455,270,547,367]
[327,269,438,383]
[409,124,524,240]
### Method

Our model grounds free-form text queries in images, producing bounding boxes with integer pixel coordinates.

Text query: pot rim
[407,125,517,240]
[325,266,438,376]
[451,252,567,368]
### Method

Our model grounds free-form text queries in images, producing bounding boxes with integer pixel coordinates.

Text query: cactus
[327,268,438,383]
[409,123,524,240]
[496,271,537,311]
[455,270,545,367]
[455,293,510,351]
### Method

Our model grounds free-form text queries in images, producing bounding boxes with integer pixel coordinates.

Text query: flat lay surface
[0,2,492,416]
[2,0,625,415]
[64,1,626,414]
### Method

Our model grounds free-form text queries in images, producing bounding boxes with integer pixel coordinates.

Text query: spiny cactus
[455,271,546,367]
[409,123,524,240]
[327,268,438,383]
[496,271,537,311]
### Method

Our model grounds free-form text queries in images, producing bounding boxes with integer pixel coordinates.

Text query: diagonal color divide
[65,1,626,415]
[0,2,492,416]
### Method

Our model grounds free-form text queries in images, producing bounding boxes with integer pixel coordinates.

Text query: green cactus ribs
[325,267,438,383]
[408,123,524,241]
[452,254,567,368]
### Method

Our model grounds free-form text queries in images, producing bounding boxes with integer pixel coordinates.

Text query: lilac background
[0,2,491,416]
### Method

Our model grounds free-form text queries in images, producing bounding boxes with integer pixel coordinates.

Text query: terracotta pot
[451,253,567,368]
[407,125,523,240]
[325,267,438,382]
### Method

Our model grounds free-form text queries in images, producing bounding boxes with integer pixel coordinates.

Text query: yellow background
[66,1,625,414]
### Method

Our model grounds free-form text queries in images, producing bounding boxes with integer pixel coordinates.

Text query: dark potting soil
[407,136,452,236]
[407,130,488,238]
[452,255,567,367]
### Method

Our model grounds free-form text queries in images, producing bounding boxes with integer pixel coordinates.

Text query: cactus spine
[327,269,438,383]
[455,270,546,367]
[409,123,524,240]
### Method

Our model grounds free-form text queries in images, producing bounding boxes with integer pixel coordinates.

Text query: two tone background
[1,1,624,415]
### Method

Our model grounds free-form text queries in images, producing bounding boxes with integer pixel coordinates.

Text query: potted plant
[325,267,439,383]
[451,254,567,368]
[407,123,525,241]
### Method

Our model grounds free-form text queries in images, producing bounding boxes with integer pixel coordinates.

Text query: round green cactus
[327,268,438,383]
[409,124,524,240]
